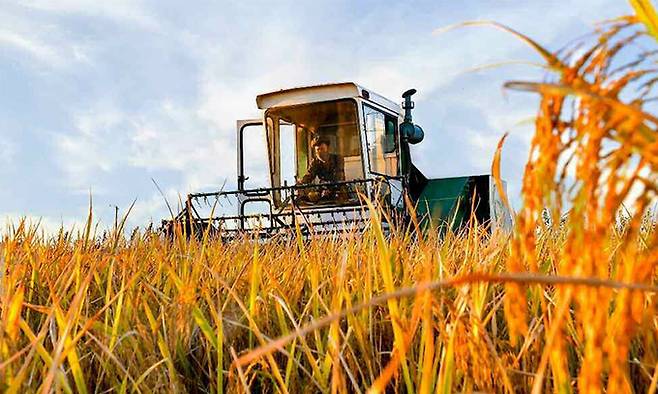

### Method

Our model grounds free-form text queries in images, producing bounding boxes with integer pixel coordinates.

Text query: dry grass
[2,3,658,393]
[0,213,655,393]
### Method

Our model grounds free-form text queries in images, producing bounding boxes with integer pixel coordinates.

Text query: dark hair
[312,136,330,147]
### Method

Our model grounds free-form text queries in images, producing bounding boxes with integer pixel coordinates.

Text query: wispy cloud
[16,0,159,30]
[53,104,126,191]
[0,28,70,67]
[0,211,85,235]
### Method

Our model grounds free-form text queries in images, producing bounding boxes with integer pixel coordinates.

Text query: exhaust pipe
[400,89,424,144]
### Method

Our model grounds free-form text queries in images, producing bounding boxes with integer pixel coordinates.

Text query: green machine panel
[415,175,497,232]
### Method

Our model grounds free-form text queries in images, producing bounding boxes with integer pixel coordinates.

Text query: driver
[297,136,345,201]
[301,136,344,184]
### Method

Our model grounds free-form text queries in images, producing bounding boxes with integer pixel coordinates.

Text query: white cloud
[16,0,159,30]
[53,104,125,191]
[0,212,86,236]
[0,0,157,70]
[52,98,236,196]
[0,4,96,67]
[463,128,502,169]
[129,101,236,192]
[0,28,69,67]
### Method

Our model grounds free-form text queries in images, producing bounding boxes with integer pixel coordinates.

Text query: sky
[0,0,633,233]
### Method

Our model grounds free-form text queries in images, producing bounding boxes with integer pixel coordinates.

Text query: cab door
[236,119,269,191]
[361,103,401,207]
[235,119,275,230]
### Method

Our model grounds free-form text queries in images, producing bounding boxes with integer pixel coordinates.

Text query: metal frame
[236,119,265,191]
[163,178,386,239]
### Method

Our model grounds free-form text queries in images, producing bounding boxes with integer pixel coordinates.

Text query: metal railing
[165,178,394,238]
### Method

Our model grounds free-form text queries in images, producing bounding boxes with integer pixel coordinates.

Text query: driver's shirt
[300,154,344,184]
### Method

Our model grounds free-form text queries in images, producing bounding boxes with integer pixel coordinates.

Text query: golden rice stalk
[502,12,658,393]
[630,0,658,41]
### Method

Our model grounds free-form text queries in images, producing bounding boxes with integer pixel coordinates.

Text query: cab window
[363,104,398,176]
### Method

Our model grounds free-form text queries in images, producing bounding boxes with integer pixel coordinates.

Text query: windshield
[265,99,365,206]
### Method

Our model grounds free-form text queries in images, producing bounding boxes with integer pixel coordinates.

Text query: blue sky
[0,0,632,232]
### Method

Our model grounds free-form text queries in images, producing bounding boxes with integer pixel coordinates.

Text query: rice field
[2,2,658,393]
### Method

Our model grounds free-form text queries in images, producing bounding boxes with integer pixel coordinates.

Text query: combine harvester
[163,82,511,238]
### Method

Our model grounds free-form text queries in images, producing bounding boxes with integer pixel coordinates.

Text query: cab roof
[256,82,402,116]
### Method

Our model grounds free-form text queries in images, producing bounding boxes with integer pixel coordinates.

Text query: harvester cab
[164,82,512,238]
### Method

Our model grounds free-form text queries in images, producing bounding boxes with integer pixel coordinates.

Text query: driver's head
[312,137,331,161]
